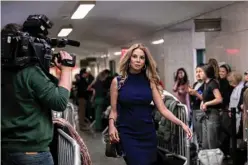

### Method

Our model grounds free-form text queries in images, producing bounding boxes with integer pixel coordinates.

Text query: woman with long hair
[108,43,192,165]
[228,72,244,136]
[88,69,111,131]
[219,64,233,109]
[200,64,223,149]
[218,64,233,156]
[173,68,191,117]
[208,58,219,79]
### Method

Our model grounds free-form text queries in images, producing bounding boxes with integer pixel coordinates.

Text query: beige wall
[103,2,248,91]
[163,31,194,92]
[203,2,248,73]
[106,30,196,93]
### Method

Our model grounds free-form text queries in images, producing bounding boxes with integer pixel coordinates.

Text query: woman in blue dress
[108,43,192,165]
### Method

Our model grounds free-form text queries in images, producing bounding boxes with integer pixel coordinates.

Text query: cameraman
[1,23,73,165]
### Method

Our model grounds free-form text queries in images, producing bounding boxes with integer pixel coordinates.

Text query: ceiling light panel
[71,4,95,19]
[57,28,73,37]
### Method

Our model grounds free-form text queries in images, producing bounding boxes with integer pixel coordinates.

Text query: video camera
[1,14,80,71]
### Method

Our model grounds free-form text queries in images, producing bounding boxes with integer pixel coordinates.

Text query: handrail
[57,129,81,165]
[156,90,190,165]
[63,102,77,129]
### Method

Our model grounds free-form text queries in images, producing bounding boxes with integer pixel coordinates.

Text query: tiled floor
[80,131,126,165]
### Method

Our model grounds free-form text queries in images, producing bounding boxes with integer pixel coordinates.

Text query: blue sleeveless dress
[116,71,157,165]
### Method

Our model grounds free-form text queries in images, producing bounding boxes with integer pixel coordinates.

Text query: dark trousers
[78,98,86,128]
[1,151,54,165]
[219,111,231,155]
[94,97,105,131]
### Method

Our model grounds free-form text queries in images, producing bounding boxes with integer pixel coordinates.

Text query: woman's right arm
[108,77,120,142]
[109,77,118,127]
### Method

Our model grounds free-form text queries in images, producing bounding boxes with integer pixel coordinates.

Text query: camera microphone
[66,39,80,47]
[50,38,80,48]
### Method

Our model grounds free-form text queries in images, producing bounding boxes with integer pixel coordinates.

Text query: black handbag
[104,134,124,158]
[156,149,167,165]
[105,142,119,158]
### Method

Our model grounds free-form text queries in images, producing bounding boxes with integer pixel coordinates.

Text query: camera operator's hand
[54,57,62,70]
[60,51,73,67]
[54,51,73,70]
[58,51,73,92]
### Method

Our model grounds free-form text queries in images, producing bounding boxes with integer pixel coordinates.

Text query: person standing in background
[88,69,111,131]
[85,67,95,121]
[173,68,191,118]
[218,64,233,157]
[219,64,233,109]
[77,68,92,130]
[86,67,95,84]
[189,64,205,149]
[239,70,248,111]
[236,70,248,140]
[200,64,223,149]
[242,88,248,141]
[228,72,244,137]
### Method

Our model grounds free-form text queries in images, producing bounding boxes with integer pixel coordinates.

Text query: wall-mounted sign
[226,49,239,55]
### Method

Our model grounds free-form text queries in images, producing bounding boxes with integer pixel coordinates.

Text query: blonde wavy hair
[118,43,163,92]
[227,71,243,86]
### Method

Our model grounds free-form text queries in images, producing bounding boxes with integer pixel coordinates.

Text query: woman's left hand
[181,123,193,139]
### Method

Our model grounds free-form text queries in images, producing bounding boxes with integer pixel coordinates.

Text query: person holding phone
[173,68,191,118]
[189,64,205,149]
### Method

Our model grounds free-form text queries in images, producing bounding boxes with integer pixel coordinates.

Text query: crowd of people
[71,67,118,132]
[2,17,247,165]
[173,58,248,159]
[2,25,248,164]
[71,46,248,165]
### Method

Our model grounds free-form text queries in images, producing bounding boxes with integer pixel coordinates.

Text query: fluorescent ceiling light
[57,28,73,37]
[101,54,107,58]
[152,39,164,45]
[114,52,121,56]
[71,4,95,19]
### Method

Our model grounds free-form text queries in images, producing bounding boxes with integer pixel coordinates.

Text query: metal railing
[57,129,81,165]
[102,90,191,164]
[157,103,190,165]
[63,102,77,129]
[52,102,78,129]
